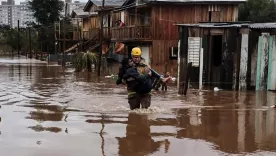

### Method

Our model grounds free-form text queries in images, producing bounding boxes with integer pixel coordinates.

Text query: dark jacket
[116,58,129,85]
[123,66,152,94]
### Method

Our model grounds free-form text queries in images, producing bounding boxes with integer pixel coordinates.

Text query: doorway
[127,45,135,58]
[210,35,223,87]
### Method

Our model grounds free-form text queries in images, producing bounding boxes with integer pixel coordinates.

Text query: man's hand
[145,67,152,76]
[148,70,152,76]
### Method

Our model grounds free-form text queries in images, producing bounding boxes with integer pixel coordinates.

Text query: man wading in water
[116,47,155,110]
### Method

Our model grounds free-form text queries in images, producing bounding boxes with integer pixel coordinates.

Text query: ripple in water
[129,106,167,114]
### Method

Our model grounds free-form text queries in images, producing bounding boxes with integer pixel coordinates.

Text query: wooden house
[83,0,127,40]
[63,9,99,53]
[111,0,246,75]
[71,9,93,40]
[64,0,125,54]
[71,9,99,40]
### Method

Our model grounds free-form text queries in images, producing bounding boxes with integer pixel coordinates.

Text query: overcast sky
[13,0,88,4]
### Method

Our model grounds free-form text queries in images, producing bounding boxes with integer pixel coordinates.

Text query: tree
[239,0,276,22]
[2,28,40,54]
[28,0,64,26]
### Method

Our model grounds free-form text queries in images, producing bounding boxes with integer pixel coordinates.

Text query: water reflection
[1,57,276,155]
[116,113,170,156]
[28,125,62,133]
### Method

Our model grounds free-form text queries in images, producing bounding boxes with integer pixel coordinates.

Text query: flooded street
[1,56,276,156]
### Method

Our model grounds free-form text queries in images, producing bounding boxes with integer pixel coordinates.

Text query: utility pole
[80,18,83,52]
[28,27,32,58]
[25,28,28,57]
[79,19,83,52]
[62,19,65,66]
[62,3,68,67]
[97,0,105,76]
[59,21,61,56]
[77,19,80,51]
[54,23,57,55]
[17,20,20,57]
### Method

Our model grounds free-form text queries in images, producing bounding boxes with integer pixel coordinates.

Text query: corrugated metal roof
[147,0,245,3]
[249,23,276,29]
[91,0,126,7]
[177,22,276,29]
[71,9,97,18]
[73,10,90,16]
[176,22,249,28]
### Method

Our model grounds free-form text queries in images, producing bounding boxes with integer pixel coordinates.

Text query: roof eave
[122,0,134,7]
[83,0,93,12]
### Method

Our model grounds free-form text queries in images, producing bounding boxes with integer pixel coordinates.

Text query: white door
[140,46,149,65]
[120,12,125,23]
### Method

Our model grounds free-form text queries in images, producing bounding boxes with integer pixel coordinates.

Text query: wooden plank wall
[111,12,121,26]
[83,18,90,31]
[82,16,98,30]
[89,5,99,13]
[151,40,178,75]
[248,31,261,89]
[150,4,239,76]
[108,11,129,27]
[125,9,136,26]
[125,8,151,26]
[151,4,238,40]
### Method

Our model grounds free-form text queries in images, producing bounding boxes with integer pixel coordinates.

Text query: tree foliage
[0,28,40,54]
[28,0,64,26]
[4,28,39,52]
[239,0,276,22]
[73,52,98,72]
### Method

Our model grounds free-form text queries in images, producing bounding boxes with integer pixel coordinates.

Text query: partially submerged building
[112,0,245,74]
[177,22,276,93]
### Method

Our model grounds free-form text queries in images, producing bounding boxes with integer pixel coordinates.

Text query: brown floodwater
[1,56,276,156]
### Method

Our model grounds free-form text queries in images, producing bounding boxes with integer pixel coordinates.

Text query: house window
[169,47,178,60]
[140,11,150,25]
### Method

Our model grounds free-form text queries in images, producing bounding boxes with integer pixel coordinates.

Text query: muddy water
[1,56,276,156]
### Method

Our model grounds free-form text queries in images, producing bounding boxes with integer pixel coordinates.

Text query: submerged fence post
[199,48,204,90]
[256,33,269,90]
[267,35,276,90]
[178,26,188,95]
[177,40,181,91]
[183,62,192,95]
[239,33,249,91]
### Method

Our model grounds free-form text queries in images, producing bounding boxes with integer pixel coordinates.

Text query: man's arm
[124,68,149,83]
[140,61,161,79]
[149,69,161,79]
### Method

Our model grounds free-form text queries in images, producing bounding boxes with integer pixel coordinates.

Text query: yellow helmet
[131,47,142,56]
